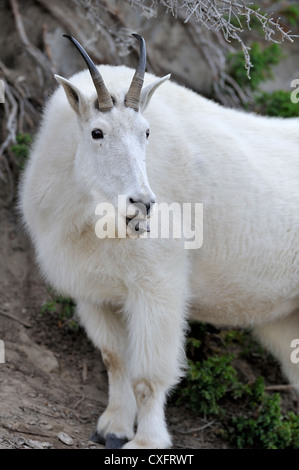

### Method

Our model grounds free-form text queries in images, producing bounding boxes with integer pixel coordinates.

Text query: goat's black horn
[64,35,113,112]
[124,34,146,112]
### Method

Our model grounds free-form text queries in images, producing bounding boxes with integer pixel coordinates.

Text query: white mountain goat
[20,33,299,449]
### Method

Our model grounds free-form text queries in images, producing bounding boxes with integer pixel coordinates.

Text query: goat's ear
[55,75,89,119]
[140,74,171,112]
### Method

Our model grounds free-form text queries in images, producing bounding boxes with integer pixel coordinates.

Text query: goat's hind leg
[253,309,299,393]
[77,301,136,448]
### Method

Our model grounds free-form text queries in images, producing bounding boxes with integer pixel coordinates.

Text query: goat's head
[55,34,170,228]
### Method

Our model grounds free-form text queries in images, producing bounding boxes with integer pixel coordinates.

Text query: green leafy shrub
[228,42,282,90]
[177,352,241,416]
[175,330,250,417]
[255,90,299,117]
[10,132,32,170]
[230,385,299,449]
[226,34,299,119]
[175,325,299,449]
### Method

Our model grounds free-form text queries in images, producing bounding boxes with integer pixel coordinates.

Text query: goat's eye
[146,129,150,139]
[92,129,104,140]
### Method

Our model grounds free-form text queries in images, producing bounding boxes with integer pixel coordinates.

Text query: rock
[20,343,59,374]
[28,440,46,449]
[40,422,53,431]
[28,440,52,449]
[41,442,52,449]
[57,431,74,446]
[17,437,26,446]
[17,331,59,374]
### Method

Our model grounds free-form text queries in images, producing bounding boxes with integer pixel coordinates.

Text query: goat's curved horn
[124,34,146,112]
[63,35,113,113]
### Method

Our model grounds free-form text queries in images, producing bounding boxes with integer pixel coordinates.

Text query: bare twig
[128,0,298,78]
[0,57,39,204]
[265,384,297,391]
[1,422,53,439]
[0,310,32,328]
[72,0,145,62]
[0,79,18,204]
[178,420,215,434]
[73,395,85,409]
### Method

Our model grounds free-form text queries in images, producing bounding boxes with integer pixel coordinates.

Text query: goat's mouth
[126,216,150,234]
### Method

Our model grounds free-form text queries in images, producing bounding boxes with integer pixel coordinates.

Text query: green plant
[41,289,78,330]
[230,385,299,449]
[228,42,282,90]
[221,328,251,348]
[279,4,299,26]
[10,132,32,170]
[175,324,299,449]
[255,90,299,117]
[177,352,244,416]
[176,331,249,417]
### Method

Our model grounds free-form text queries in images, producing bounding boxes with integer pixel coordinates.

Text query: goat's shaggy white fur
[20,63,299,449]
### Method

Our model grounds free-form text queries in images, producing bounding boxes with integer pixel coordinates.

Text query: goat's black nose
[129,198,155,215]
[145,203,151,215]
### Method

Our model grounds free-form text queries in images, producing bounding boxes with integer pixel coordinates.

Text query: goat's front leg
[77,301,136,448]
[122,283,188,449]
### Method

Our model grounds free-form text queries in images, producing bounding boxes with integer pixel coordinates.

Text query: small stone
[17,437,26,446]
[41,423,53,431]
[41,442,52,448]
[57,431,74,446]
[28,440,45,449]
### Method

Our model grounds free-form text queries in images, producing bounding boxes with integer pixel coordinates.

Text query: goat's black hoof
[105,433,128,449]
[89,430,105,444]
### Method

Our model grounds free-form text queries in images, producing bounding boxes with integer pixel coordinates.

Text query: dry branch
[0,58,38,205]
[10,0,54,76]
[0,79,18,204]
[178,420,215,434]
[0,310,32,329]
[1,0,55,206]
[35,0,108,64]
[265,384,297,391]
[128,0,298,77]
[42,23,54,67]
